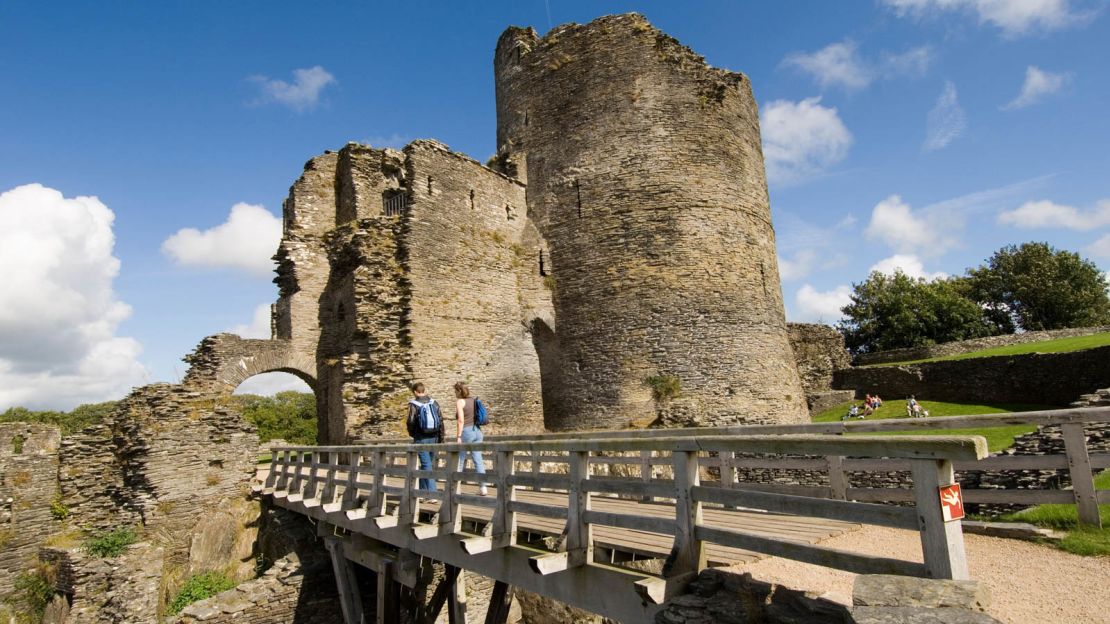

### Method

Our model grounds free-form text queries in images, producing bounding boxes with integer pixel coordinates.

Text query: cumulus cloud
[794,284,852,322]
[162,203,282,277]
[924,81,966,151]
[761,97,853,184]
[233,372,313,396]
[0,184,148,410]
[1003,66,1073,110]
[229,303,272,340]
[1086,234,1110,258]
[865,195,959,257]
[869,254,948,280]
[881,0,1090,36]
[997,199,1110,230]
[249,65,337,112]
[783,41,933,90]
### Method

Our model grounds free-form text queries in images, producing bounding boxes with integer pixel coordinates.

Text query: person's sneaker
[479,486,489,496]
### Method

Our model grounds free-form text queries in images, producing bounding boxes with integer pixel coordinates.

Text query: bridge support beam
[325,537,365,624]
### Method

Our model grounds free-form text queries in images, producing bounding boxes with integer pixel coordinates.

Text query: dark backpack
[474,398,489,427]
[409,399,442,436]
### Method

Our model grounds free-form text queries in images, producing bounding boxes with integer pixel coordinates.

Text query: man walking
[407,382,444,493]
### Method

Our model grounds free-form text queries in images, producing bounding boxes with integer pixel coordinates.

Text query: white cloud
[0,184,148,410]
[865,195,959,257]
[778,249,818,281]
[783,41,933,90]
[997,199,1110,230]
[1086,234,1110,258]
[361,134,412,149]
[162,203,282,277]
[1002,66,1073,110]
[761,97,853,184]
[881,0,1089,36]
[924,81,966,151]
[249,65,337,112]
[783,41,873,90]
[233,372,313,396]
[229,304,272,340]
[881,46,934,76]
[794,284,852,322]
[869,254,948,280]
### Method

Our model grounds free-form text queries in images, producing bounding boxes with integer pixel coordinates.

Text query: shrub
[167,572,237,614]
[13,562,57,619]
[542,275,557,293]
[645,375,681,401]
[84,527,138,558]
[11,434,25,454]
[50,498,69,521]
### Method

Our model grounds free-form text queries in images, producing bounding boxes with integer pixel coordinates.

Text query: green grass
[870,331,1110,367]
[998,471,1110,556]
[813,400,1055,452]
[84,527,138,558]
[167,572,237,614]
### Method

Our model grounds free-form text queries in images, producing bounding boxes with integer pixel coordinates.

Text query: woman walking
[454,381,488,495]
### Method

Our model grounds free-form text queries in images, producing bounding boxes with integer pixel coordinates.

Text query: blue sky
[1,1,1108,409]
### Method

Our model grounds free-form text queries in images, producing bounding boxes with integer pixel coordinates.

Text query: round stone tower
[494,14,809,429]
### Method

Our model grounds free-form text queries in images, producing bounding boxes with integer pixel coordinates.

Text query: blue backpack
[410,399,442,436]
[474,398,489,427]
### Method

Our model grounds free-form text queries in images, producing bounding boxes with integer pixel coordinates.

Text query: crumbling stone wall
[42,543,165,624]
[853,325,1110,366]
[300,140,549,441]
[788,323,854,414]
[0,423,60,595]
[182,334,316,394]
[833,345,1110,406]
[494,14,808,430]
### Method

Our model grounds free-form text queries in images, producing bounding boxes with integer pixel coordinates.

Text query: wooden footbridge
[256,426,998,623]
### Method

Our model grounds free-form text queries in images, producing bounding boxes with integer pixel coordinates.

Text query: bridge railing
[262,433,987,601]
[358,407,1109,527]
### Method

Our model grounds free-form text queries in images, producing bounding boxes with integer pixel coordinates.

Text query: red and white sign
[939,484,965,521]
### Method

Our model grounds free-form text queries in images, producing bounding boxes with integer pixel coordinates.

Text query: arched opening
[233,371,318,447]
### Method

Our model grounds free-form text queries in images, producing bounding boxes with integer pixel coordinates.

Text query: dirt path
[736,525,1110,624]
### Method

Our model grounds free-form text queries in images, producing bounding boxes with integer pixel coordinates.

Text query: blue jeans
[457,426,486,486]
[413,435,438,492]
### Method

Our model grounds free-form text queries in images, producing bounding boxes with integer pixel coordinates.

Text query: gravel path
[736,525,1110,624]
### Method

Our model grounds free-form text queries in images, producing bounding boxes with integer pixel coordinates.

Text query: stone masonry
[492,14,809,430]
[0,423,60,596]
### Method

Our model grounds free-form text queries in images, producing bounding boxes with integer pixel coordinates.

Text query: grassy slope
[812,400,1054,452]
[1000,471,1110,556]
[869,331,1110,367]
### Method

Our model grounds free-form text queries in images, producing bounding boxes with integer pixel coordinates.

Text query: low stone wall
[42,542,165,624]
[833,346,1110,406]
[788,323,851,394]
[0,423,61,595]
[853,326,1110,366]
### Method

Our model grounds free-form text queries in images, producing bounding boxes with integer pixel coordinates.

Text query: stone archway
[182,334,317,394]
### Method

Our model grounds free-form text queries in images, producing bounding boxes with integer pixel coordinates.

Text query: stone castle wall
[284,140,549,441]
[853,325,1110,366]
[0,423,60,595]
[494,14,808,430]
[833,345,1110,406]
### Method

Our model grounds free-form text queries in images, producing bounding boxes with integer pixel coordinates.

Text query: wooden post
[910,459,969,580]
[640,450,653,502]
[399,451,418,527]
[325,538,364,624]
[448,567,467,624]
[665,450,705,577]
[422,565,460,624]
[565,450,592,568]
[369,451,386,517]
[718,450,736,509]
[1062,423,1102,528]
[376,559,399,624]
[485,581,513,624]
[827,455,848,501]
[494,450,517,547]
[531,453,541,492]
[441,451,462,536]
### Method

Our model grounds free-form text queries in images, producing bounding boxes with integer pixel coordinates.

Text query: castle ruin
[192,13,810,442]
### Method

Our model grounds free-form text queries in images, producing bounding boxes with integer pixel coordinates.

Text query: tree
[837,271,998,354]
[0,401,117,435]
[233,391,317,445]
[966,242,1110,331]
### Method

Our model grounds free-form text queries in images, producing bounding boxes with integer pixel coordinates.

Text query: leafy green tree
[0,401,117,435]
[837,271,998,354]
[233,391,317,445]
[966,242,1110,331]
